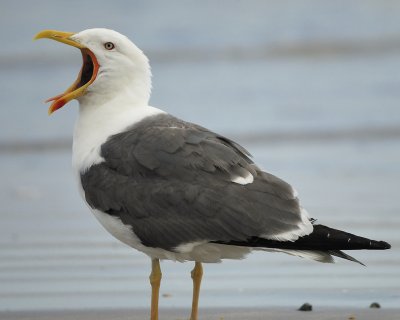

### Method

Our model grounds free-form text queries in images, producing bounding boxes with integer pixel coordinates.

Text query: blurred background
[0,0,399,312]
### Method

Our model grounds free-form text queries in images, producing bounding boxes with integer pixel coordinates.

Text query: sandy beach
[2,307,399,320]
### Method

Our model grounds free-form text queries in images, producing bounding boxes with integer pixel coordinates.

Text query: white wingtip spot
[231,172,254,185]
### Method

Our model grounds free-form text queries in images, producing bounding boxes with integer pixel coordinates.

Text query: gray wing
[81,114,307,251]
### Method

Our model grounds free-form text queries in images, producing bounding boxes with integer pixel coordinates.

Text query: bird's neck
[79,77,151,111]
[72,102,164,174]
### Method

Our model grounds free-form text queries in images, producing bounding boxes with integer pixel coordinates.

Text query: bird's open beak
[34,30,99,115]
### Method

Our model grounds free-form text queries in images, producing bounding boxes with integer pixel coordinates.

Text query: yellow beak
[34,30,83,48]
[34,30,99,115]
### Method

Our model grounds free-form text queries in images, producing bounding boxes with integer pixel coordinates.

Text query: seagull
[35,28,391,320]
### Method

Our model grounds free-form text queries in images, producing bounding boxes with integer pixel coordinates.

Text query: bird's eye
[104,42,115,50]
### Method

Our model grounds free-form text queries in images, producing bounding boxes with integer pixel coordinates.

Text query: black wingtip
[377,241,391,250]
[369,240,391,250]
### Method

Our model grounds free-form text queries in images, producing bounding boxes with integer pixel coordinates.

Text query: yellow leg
[190,262,203,320]
[149,258,162,320]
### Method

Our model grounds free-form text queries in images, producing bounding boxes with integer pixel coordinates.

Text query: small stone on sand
[298,302,312,311]
[370,302,381,309]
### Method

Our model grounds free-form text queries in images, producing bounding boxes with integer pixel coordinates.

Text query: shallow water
[0,0,399,312]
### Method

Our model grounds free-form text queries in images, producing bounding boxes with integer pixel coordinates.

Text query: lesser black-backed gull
[34,28,391,320]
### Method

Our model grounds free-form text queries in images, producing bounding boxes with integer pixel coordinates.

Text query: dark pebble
[370,302,381,309]
[298,303,312,311]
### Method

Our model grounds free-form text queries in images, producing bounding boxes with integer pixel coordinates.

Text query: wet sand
[1,307,399,320]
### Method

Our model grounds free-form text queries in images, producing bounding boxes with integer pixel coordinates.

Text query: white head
[35,28,152,114]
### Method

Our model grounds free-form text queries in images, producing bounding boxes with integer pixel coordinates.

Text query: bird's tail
[214,225,391,265]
